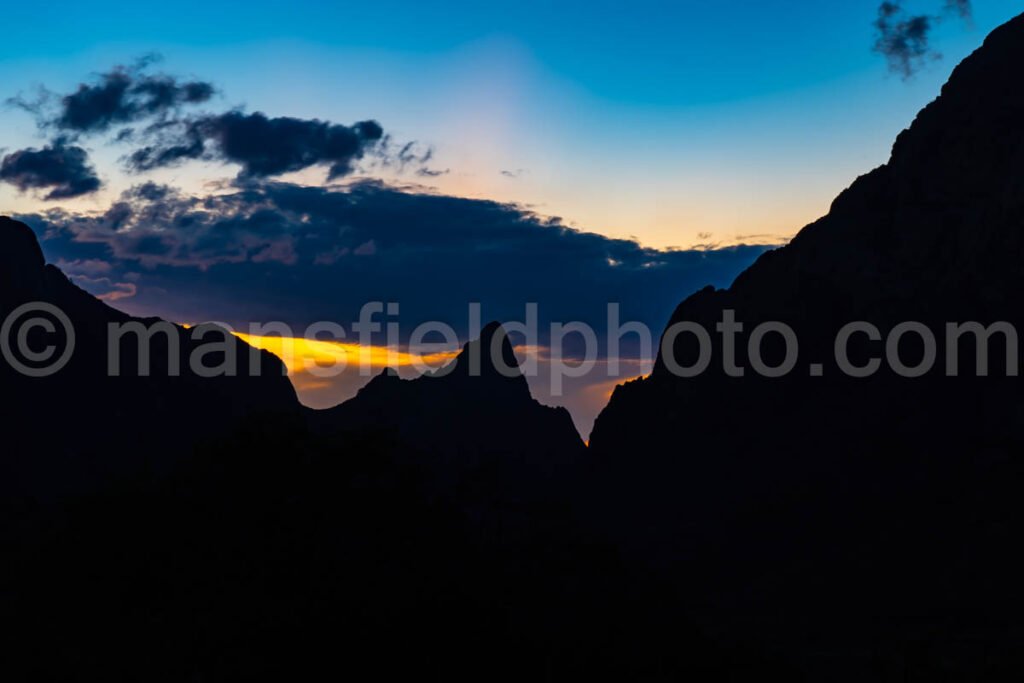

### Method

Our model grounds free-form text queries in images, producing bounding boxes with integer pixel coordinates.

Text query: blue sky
[2,1,1021,247]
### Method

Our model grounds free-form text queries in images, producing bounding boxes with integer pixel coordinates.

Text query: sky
[2,0,1021,437]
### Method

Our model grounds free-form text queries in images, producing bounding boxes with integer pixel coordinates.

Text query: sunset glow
[235,333,460,375]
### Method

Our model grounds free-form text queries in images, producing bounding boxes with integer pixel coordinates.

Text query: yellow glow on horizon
[235,333,459,375]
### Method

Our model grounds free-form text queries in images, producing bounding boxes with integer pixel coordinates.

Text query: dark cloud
[18,180,771,346]
[944,0,972,21]
[128,112,385,179]
[373,139,446,177]
[873,2,935,79]
[11,57,216,136]
[0,142,101,200]
[872,1,973,79]
[125,120,207,172]
[67,274,138,302]
[7,60,434,185]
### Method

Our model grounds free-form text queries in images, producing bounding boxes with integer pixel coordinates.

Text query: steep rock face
[313,321,585,496]
[0,218,46,300]
[587,11,1024,642]
[0,216,299,498]
[592,12,1024,465]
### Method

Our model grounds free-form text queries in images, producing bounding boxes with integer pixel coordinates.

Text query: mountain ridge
[2,216,584,499]
[582,13,1024,667]
[1,215,301,498]
[311,318,585,496]
[592,11,1024,452]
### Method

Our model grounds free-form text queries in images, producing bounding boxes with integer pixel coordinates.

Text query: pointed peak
[479,320,506,340]
[1,217,47,303]
[473,320,514,356]
[456,322,521,378]
[356,366,405,399]
[1,216,45,271]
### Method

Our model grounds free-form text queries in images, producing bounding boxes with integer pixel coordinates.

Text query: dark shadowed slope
[591,9,1024,506]
[587,11,1024,676]
[312,321,585,496]
[1,216,299,498]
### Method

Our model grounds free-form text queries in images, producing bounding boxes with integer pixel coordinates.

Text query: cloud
[127,111,385,179]
[872,1,973,79]
[0,142,101,199]
[11,57,215,136]
[376,139,443,177]
[873,2,935,79]
[32,181,303,268]
[7,60,438,186]
[943,0,972,21]
[70,275,138,302]
[54,258,113,277]
[18,180,771,347]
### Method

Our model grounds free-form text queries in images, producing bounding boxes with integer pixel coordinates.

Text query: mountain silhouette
[0,216,300,498]
[312,320,585,500]
[587,12,1024,676]
[1,218,583,501]
[2,226,767,681]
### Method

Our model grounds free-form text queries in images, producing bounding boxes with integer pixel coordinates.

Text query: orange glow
[235,333,459,375]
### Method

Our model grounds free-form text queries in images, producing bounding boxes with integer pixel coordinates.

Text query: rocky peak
[0,217,47,303]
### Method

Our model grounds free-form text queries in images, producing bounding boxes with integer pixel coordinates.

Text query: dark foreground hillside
[2,417,796,680]
[587,11,1024,679]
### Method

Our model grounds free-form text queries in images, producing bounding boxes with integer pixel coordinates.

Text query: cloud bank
[20,180,769,345]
